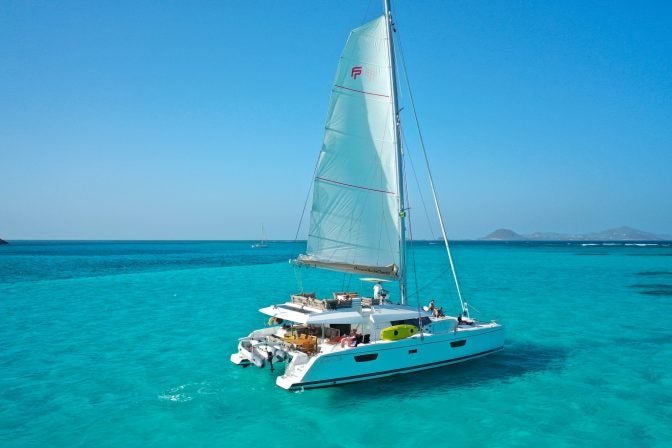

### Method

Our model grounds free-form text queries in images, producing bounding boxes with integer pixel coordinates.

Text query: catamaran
[231,0,504,391]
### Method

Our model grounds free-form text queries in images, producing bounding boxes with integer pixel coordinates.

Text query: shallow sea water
[1,241,671,447]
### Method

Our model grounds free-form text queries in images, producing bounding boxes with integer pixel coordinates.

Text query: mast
[384,0,407,304]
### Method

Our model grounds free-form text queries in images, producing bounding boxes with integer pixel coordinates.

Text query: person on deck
[373,281,387,303]
[341,328,359,348]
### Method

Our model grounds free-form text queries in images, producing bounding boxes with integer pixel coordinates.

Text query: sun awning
[359,277,393,283]
[259,304,366,325]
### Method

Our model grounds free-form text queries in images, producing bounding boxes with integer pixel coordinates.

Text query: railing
[250,327,279,339]
[290,292,359,310]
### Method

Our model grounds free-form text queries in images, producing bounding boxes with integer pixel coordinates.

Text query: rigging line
[293,151,321,242]
[395,28,468,316]
[402,142,425,340]
[400,125,438,240]
[293,265,304,294]
[466,301,483,316]
[340,271,354,295]
[402,141,423,309]
[407,266,454,300]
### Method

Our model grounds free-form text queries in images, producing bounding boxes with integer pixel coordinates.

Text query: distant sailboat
[231,0,504,390]
[251,224,268,248]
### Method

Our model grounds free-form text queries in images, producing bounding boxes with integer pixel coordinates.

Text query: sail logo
[350,66,379,82]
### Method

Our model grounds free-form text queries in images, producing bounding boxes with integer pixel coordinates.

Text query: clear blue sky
[2,0,671,240]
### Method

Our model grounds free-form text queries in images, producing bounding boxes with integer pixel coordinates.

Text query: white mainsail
[295,15,401,278]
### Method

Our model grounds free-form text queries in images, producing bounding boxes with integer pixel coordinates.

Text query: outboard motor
[273,349,288,362]
[251,351,266,368]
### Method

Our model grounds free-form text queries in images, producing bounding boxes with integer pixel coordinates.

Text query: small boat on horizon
[251,224,268,248]
[231,0,504,391]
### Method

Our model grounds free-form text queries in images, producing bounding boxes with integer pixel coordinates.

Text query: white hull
[232,308,504,391]
[276,324,503,390]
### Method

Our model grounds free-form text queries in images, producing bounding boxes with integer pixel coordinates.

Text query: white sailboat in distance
[251,224,268,248]
[231,0,505,390]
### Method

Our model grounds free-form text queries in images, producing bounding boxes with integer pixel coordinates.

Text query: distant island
[480,226,670,241]
[0,238,7,245]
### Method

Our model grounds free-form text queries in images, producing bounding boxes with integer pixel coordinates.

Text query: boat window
[329,324,351,337]
[390,317,430,327]
[450,340,466,348]
[354,354,378,362]
[391,317,430,327]
[317,326,339,340]
[408,349,417,354]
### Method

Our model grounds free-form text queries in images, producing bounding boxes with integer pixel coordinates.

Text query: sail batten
[315,177,395,195]
[333,84,390,98]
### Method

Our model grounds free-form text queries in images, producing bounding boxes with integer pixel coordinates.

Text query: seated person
[340,328,360,348]
[457,315,474,325]
[433,306,445,318]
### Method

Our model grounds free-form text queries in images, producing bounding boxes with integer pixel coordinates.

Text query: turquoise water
[1,241,671,447]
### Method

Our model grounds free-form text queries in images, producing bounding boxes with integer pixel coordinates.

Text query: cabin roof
[259,303,428,325]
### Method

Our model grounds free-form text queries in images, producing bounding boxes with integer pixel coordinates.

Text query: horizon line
[2,238,671,243]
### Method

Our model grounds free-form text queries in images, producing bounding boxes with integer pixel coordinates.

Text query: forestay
[295,16,401,279]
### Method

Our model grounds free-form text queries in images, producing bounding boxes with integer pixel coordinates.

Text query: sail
[295,15,401,278]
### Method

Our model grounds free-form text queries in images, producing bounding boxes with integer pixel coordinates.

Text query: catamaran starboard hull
[276,324,504,390]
